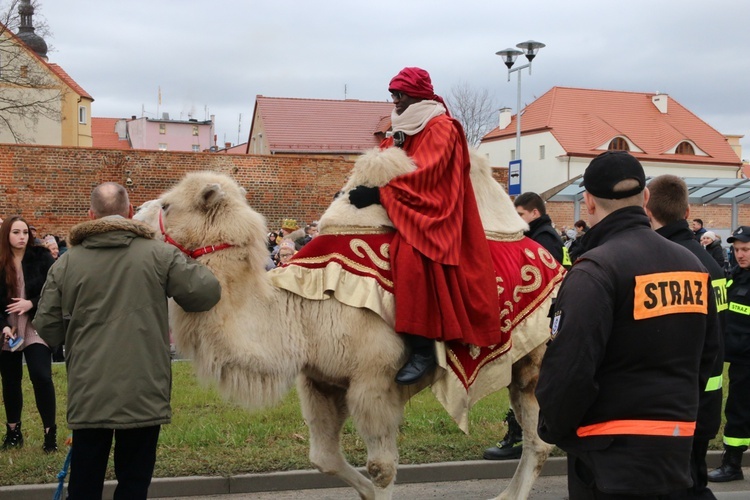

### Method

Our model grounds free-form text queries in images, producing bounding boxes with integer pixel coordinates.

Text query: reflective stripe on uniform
[705,375,723,392]
[712,278,728,312]
[576,419,696,437]
[562,246,571,268]
[724,436,750,447]
[729,302,750,315]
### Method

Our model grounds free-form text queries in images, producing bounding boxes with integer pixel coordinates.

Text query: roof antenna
[344,84,347,100]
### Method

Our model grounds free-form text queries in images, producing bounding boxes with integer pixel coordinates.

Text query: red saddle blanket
[270,232,564,432]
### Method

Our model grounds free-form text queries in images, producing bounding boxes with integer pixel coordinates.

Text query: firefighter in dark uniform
[708,225,750,482]
[645,174,727,499]
[536,151,720,499]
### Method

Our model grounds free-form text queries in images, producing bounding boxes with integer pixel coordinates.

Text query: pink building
[127,115,216,152]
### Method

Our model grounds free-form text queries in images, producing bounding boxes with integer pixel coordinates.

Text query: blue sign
[508,159,522,196]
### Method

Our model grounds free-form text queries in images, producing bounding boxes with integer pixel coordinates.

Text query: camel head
[469,149,528,235]
[319,147,416,233]
[135,171,270,275]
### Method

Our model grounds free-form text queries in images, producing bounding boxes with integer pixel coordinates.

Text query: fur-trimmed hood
[68,216,157,246]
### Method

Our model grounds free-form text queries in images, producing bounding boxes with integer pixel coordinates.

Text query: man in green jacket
[34,182,221,500]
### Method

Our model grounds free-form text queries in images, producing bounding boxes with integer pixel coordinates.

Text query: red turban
[389,67,436,100]
[388,67,450,115]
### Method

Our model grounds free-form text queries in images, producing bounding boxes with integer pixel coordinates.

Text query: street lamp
[496,40,545,194]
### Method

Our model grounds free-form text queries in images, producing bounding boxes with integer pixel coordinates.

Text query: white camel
[134,147,562,499]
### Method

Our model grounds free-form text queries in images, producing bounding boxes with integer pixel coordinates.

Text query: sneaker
[2,423,23,450]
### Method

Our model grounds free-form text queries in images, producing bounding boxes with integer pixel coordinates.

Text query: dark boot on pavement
[707,445,745,482]
[2,422,23,450]
[484,409,523,460]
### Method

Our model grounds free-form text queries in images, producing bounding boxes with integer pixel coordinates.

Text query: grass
[0,360,730,486]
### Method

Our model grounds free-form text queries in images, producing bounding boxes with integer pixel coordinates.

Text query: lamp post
[496,40,545,194]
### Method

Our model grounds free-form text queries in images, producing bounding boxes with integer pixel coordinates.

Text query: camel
[134,147,562,499]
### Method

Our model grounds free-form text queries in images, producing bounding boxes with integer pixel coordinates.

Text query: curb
[0,451,726,499]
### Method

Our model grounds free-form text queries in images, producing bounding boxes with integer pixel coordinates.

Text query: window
[192,145,200,152]
[675,142,695,155]
[539,145,545,160]
[78,106,87,124]
[192,126,199,136]
[608,137,629,151]
[20,65,28,79]
[158,143,167,151]
[159,124,166,134]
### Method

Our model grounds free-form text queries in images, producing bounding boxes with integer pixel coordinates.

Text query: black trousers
[0,343,56,427]
[724,362,750,445]
[567,454,677,500]
[67,425,161,500]
[666,439,716,499]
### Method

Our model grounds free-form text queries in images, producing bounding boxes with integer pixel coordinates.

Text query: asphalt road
[163,472,750,500]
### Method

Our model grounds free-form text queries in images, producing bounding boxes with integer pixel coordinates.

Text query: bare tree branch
[0,0,62,143]
[445,81,498,148]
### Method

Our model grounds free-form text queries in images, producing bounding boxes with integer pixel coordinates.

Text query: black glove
[349,185,380,209]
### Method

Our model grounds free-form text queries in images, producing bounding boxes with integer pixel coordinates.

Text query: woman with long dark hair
[0,215,57,452]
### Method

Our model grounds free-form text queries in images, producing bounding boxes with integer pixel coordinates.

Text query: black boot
[707,445,745,482]
[43,424,58,453]
[483,409,523,460]
[2,422,23,450]
[395,334,436,385]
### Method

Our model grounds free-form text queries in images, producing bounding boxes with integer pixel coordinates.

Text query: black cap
[582,151,646,199]
[727,226,750,243]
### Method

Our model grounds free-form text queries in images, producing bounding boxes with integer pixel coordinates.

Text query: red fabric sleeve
[379,115,468,265]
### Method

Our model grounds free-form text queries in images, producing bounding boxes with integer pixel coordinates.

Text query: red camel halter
[158,209,233,259]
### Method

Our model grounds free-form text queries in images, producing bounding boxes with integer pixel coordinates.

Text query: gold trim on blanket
[269,263,395,327]
[320,225,396,235]
[485,230,524,242]
[445,338,512,386]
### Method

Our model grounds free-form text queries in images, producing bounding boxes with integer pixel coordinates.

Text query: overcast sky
[30,0,750,159]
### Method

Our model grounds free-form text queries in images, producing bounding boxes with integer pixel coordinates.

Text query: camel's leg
[492,343,553,500]
[298,376,375,500]
[347,375,404,500]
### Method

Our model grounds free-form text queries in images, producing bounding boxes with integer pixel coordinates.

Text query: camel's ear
[201,183,225,209]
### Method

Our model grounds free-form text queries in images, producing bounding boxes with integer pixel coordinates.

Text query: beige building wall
[249,111,268,154]
[0,31,65,145]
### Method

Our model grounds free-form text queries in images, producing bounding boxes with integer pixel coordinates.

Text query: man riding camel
[349,67,501,385]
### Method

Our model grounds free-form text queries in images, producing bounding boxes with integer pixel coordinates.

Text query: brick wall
[0,144,744,241]
[0,145,353,238]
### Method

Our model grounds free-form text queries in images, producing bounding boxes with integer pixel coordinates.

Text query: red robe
[380,114,501,346]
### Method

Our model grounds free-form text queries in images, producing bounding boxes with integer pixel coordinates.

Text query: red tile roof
[0,23,94,101]
[92,117,131,150]
[252,96,394,153]
[483,87,741,166]
[47,63,93,100]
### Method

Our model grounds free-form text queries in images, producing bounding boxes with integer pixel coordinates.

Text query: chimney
[225,142,232,149]
[652,93,668,114]
[498,107,513,129]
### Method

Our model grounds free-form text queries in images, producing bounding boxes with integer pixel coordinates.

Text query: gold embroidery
[496,276,504,296]
[513,265,542,302]
[320,225,395,235]
[538,247,558,269]
[291,253,393,288]
[380,243,390,260]
[485,230,525,242]
[350,239,390,271]
[524,247,536,259]
[469,344,481,360]
[446,338,513,385]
